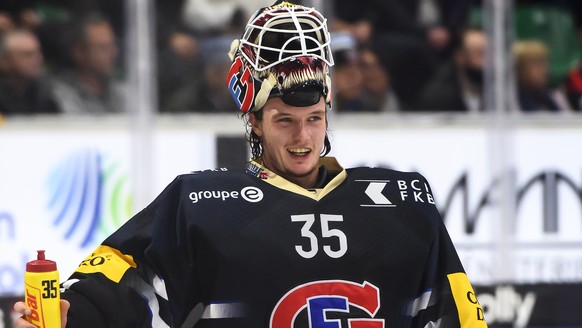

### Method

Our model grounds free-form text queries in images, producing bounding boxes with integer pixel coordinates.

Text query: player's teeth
[289,148,310,155]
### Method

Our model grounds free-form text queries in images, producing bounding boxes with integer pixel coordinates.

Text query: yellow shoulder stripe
[75,245,137,283]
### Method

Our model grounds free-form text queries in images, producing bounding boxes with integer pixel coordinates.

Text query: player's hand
[13,300,70,328]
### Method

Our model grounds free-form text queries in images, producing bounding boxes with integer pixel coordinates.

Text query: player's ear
[249,112,263,137]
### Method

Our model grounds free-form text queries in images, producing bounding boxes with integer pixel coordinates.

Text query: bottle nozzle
[27,250,56,272]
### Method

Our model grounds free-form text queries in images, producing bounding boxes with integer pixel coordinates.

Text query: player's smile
[251,96,327,188]
[288,148,311,157]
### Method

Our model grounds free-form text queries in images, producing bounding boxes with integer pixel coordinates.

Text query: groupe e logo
[189,186,264,204]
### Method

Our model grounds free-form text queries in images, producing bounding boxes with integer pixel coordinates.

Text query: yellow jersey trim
[75,245,137,283]
[249,157,346,201]
[447,272,488,327]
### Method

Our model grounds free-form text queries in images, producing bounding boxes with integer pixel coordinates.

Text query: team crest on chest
[270,280,385,327]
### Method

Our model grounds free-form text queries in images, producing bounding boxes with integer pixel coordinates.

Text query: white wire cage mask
[238,4,334,72]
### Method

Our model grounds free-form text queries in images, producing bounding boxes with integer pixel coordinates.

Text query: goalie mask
[226,1,334,113]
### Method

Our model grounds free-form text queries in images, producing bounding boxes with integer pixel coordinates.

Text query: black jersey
[61,158,487,327]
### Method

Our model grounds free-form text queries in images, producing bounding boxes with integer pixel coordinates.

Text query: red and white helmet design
[226,1,334,113]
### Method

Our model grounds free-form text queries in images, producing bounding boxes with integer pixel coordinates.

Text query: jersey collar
[245,157,347,201]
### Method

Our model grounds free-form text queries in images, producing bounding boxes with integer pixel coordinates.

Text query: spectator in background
[155,0,266,113]
[51,14,124,114]
[418,27,487,112]
[512,0,581,89]
[0,1,126,73]
[359,47,401,113]
[332,0,472,110]
[154,0,203,112]
[0,28,60,115]
[157,29,205,112]
[514,40,572,112]
[160,36,238,113]
[331,33,400,113]
[331,36,366,112]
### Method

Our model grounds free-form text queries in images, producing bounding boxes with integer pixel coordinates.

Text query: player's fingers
[60,299,70,328]
[13,301,31,316]
[14,316,36,328]
[13,301,36,328]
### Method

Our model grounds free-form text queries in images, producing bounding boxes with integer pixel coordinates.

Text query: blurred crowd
[0,0,581,117]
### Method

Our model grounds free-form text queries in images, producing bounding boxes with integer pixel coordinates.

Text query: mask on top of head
[225,1,334,113]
